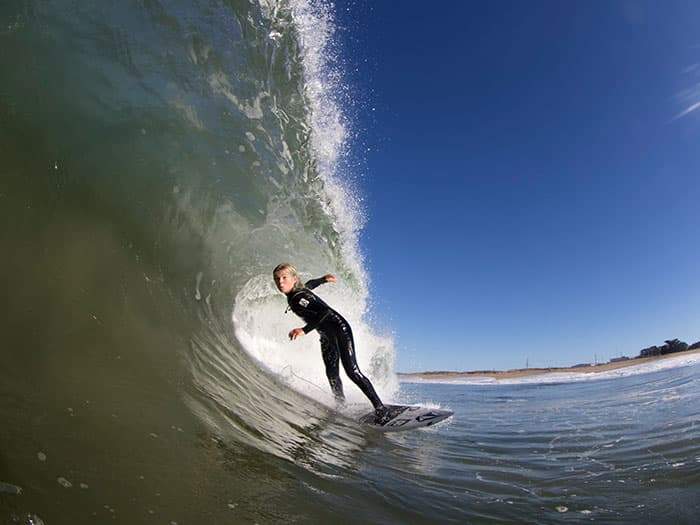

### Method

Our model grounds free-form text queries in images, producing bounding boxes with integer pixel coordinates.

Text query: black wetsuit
[286,278,384,410]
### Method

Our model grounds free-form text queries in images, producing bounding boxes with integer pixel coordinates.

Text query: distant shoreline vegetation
[573,338,700,367]
[638,339,700,358]
[399,338,700,377]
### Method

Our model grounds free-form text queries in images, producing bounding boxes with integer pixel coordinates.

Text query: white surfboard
[359,404,453,431]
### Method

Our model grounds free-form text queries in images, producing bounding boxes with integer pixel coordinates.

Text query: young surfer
[273,263,388,420]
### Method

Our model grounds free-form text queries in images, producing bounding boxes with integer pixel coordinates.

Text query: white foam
[401,352,700,385]
[287,0,367,287]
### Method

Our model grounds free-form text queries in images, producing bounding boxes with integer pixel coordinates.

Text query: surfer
[273,263,388,421]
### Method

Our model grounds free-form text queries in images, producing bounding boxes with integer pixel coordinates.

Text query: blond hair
[273,262,303,292]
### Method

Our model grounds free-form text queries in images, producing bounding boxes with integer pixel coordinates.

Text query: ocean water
[1,1,699,524]
[397,360,700,524]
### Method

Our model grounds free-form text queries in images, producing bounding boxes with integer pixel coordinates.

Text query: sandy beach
[399,348,700,381]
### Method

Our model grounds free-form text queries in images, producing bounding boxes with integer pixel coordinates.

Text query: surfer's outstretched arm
[305,274,336,290]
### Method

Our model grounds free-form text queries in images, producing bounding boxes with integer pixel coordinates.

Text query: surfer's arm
[305,274,336,290]
[294,291,332,334]
[301,305,331,334]
[290,313,328,338]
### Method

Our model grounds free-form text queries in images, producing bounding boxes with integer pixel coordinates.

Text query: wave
[0,0,395,481]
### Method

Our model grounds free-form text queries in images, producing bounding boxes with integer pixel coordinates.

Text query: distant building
[572,363,590,368]
[609,356,630,363]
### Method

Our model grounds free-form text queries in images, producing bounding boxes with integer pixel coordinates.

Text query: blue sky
[335,1,700,372]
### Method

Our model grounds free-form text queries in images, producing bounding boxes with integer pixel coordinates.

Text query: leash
[280,365,327,394]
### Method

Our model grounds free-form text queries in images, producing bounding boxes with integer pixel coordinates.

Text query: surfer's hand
[289,328,305,340]
[323,274,337,283]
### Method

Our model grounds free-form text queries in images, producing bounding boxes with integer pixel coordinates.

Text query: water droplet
[57,477,72,488]
[0,482,22,494]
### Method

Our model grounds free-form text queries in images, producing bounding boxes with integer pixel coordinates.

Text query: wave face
[1,1,396,522]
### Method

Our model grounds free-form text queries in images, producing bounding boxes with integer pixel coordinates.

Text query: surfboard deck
[359,404,453,431]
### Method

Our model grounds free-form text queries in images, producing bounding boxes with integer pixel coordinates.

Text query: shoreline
[398,348,700,381]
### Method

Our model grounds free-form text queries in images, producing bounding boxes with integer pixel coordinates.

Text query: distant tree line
[639,339,700,358]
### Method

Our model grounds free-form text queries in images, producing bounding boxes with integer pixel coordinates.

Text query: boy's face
[274,269,297,294]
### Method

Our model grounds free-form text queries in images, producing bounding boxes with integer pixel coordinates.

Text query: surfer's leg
[320,333,344,403]
[335,322,384,410]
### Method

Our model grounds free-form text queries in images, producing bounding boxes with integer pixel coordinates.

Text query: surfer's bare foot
[374,405,391,425]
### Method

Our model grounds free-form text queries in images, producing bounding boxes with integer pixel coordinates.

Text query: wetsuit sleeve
[304,277,327,290]
[295,291,332,334]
